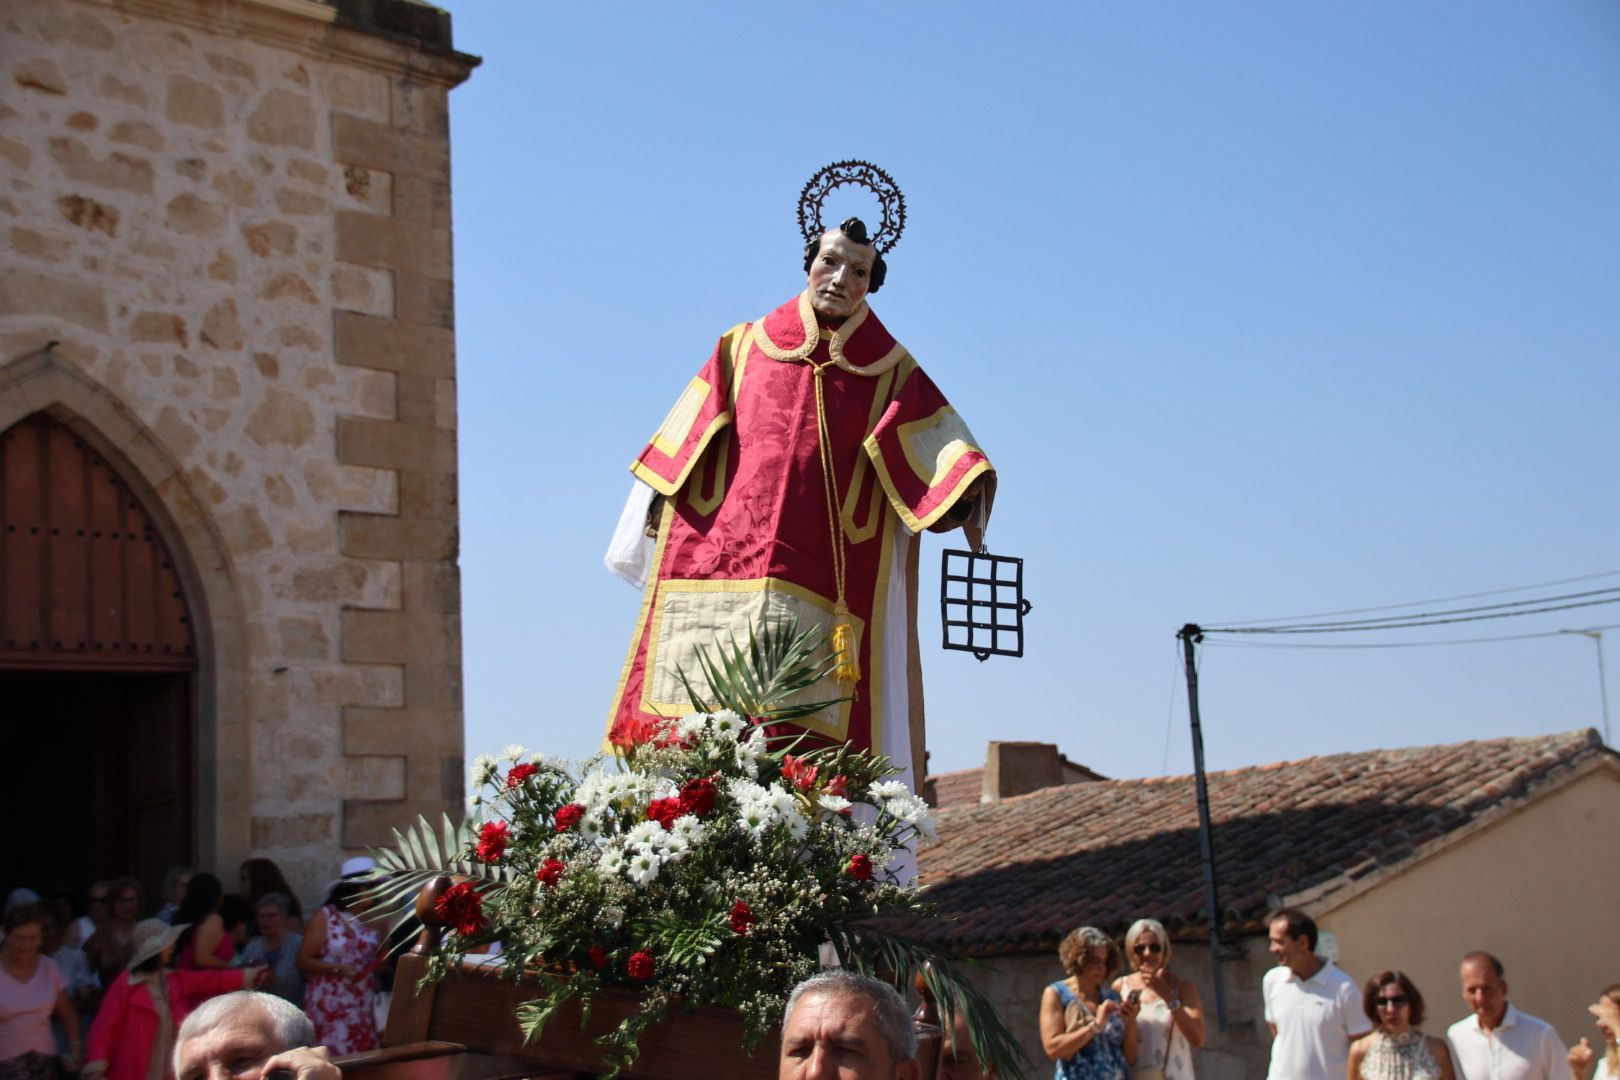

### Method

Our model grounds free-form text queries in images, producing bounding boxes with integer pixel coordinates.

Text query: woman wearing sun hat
[83,920,265,1080]
[298,857,384,1054]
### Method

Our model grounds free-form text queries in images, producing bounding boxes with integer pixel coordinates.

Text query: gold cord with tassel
[811,358,860,685]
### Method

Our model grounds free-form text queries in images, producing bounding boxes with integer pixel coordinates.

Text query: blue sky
[441,2,1620,781]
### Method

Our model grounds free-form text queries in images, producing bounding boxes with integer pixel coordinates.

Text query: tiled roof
[914,729,1612,954]
[927,767,983,808]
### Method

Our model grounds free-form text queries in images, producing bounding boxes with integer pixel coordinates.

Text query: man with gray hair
[779,971,920,1080]
[173,991,341,1080]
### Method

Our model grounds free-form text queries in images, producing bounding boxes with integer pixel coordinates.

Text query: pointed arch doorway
[1,412,197,907]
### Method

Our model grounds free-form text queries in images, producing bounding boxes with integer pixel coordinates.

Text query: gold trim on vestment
[639,576,859,740]
[604,496,680,749]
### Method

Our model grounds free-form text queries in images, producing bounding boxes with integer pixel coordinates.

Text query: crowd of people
[0,857,387,1080]
[1030,907,1616,1080]
[10,874,1616,1080]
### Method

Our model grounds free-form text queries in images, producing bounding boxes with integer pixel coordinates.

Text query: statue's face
[807,231,876,319]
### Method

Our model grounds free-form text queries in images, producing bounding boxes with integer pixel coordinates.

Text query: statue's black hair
[802,216,888,294]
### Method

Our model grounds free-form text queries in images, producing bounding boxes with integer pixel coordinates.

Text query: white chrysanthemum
[466,793,483,811]
[769,790,809,840]
[470,754,499,786]
[675,713,709,741]
[671,815,705,846]
[627,850,661,885]
[727,777,769,803]
[596,847,625,877]
[574,773,611,811]
[577,814,604,843]
[869,779,909,800]
[501,743,529,762]
[733,727,767,771]
[624,819,670,852]
[600,905,625,929]
[737,798,772,836]
[709,709,745,742]
[818,794,852,815]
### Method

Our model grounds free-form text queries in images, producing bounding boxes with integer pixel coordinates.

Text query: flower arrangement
[363,625,1023,1077]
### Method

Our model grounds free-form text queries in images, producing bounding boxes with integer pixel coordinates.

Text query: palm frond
[357,814,503,956]
[834,926,1030,1080]
[683,619,847,719]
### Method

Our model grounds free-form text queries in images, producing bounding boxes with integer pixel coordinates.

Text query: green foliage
[679,620,846,722]
[360,618,1024,1079]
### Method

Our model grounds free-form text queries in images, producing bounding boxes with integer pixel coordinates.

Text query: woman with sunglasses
[1112,918,1203,1079]
[1346,970,1454,1080]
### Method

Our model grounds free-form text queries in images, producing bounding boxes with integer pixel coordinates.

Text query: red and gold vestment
[607,290,993,782]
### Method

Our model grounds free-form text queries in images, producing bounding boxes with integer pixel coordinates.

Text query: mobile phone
[1126,989,1142,1007]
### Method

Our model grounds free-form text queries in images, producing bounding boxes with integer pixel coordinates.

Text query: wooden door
[0,413,197,906]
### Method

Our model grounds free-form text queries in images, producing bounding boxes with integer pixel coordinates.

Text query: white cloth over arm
[604,480,657,589]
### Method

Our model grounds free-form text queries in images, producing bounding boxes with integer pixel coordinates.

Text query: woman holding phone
[1113,918,1204,1080]
[1041,926,1139,1079]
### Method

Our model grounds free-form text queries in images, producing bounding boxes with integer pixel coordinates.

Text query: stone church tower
[0,0,478,907]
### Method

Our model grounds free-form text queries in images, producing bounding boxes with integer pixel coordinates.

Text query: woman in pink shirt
[0,904,81,1080]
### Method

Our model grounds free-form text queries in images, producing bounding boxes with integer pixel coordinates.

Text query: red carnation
[434,881,486,936]
[848,853,873,881]
[729,900,755,936]
[678,776,718,817]
[536,858,565,889]
[587,945,610,971]
[554,803,586,831]
[646,796,687,830]
[505,762,540,788]
[475,820,510,863]
[626,949,656,982]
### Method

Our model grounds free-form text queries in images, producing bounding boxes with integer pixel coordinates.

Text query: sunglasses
[1134,943,1163,956]
[1376,996,1410,1009]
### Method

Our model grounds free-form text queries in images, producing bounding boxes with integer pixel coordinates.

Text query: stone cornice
[95,0,481,87]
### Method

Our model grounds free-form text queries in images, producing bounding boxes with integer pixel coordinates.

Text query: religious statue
[604,162,994,791]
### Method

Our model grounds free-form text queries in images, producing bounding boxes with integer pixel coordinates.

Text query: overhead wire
[1210,569,1620,627]
[1202,622,1620,650]
[1202,588,1620,634]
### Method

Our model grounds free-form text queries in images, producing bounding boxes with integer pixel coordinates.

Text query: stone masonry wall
[0,0,474,906]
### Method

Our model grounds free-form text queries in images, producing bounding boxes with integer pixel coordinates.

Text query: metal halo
[796,160,907,255]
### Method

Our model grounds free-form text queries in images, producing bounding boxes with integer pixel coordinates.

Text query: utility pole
[1561,629,1611,746]
[1177,623,1227,1029]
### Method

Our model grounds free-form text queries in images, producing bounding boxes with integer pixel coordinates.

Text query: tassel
[832,616,860,685]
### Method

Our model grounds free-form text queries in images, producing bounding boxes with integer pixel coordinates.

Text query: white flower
[466,793,483,811]
[501,743,529,762]
[733,727,767,771]
[470,754,499,786]
[818,794,852,815]
[769,790,809,840]
[869,779,909,800]
[624,820,670,853]
[627,850,661,885]
[577,814,604,843]
[675,713,709,741]
[600,905,625,929]
[671,815,705,847]
[737,799,772,836]
[596,848,625,877]
[709,709,745,742]
[728,778,770,804]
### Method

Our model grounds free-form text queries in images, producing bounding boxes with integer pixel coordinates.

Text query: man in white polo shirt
[1263,908,1371,1079]
[1446,951,1566,1080]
